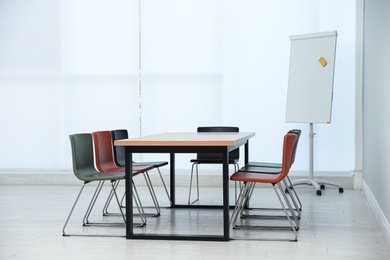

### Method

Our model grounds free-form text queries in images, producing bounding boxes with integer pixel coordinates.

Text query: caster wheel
[339,187,344,193]
[316,190,322,196]
[285,188,290,194]
[320,184,325,190]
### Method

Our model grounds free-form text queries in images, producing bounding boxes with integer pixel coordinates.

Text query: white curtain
[0,0,356,172]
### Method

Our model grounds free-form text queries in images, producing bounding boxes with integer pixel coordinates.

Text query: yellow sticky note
[319,57,327,67]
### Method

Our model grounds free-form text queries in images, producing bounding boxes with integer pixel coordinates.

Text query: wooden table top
[114,132,255,147]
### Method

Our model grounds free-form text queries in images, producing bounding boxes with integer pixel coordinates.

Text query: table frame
[116,132,255,241]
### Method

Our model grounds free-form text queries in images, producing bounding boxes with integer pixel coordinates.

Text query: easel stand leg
[291,123,344,196]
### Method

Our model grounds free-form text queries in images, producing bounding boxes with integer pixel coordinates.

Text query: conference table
[114,131,255,241]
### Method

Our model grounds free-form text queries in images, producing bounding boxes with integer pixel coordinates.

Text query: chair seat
[239,165,281,174]
[247,161,282,168]
[76,169,135,182]
[131,165,155,173]
[230,170,283,183]
[190,158,238,164]
[133,161,168,168]
[95,164,154,174]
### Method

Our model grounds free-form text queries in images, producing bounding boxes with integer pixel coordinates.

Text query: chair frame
[188,126,240,204]
[63,133,145,237]
[92,130,160,217]
[242,129,302,218]
[111,129,171,205]
[229,132,299,241]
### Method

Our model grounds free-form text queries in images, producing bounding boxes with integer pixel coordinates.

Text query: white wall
[363,0,390,227]
[0,0,141,170]
[0,0,356,174]
[0,0,64,169]
[221,1,356,173]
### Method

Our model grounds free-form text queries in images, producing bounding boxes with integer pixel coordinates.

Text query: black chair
[188,126,240,204]
[111,129,171,204]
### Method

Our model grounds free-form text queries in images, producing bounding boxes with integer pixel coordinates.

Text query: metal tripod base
[291,178,344,196]
[295,123,345,196]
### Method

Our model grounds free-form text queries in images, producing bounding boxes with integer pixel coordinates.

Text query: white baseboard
[0,170,355,189]
[362,179,390,247]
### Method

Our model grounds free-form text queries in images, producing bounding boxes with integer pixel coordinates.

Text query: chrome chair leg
[274,183,299,241]
[107,181,148,227]
[230,182,298,242]
[285,176,303,211]
[143,171,161,216]
[188,163,199,204]
[83,181,105,225]
[131,181,147,226]
[63,180,141,237]
[230,182,253,230]
[110,180,127,225]
[102,179,152,220]
[62,181,89,236]
[240,177,302,220]
[282,179,301,219]
[83,180,124,226]
[156,167,171,203]
[189,163,238,205]
[102,180,120,216]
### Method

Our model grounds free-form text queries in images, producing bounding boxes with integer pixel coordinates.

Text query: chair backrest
[69,133,99,180]
[274,132,298,183]
[92,130,123,173]
[196,126,240,160]
[111,129,128,167]
[287,129,301,167]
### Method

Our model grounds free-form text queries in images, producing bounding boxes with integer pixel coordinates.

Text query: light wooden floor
[0,184,389,260]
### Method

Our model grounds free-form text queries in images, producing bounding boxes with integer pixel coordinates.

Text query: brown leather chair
[92,130,159,216]
[242,129,302,212]
[229,132,299,241]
